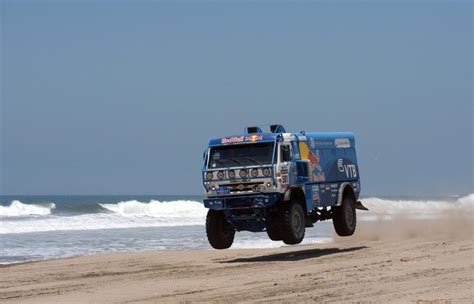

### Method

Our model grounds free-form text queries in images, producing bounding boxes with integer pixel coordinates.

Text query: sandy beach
[2,1,472,303]
[1,216,473,304]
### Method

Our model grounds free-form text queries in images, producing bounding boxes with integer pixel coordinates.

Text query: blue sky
[1,1,472,196]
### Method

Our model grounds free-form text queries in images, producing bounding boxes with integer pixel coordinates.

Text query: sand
[1,217,473,303]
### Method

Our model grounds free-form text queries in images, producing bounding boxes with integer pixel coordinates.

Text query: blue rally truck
[202,124,367,249]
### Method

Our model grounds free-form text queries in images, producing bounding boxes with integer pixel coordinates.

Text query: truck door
[278,143,296,187]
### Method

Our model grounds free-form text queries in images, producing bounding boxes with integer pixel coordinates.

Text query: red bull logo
[245,135,263,142]
[299,142,324,182]
[221,136,245,144]
[221,135,263,144]
[307,149,322,171]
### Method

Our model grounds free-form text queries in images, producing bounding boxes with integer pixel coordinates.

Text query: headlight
[250,169,259,178]
[228,170,235,179]
[205,172,214,180]
[239,169,247,178]
[217,171,225,180]
[262,168,271,177]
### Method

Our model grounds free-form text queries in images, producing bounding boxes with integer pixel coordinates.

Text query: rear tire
[280,201,306,245]
[332,193,357,236]
[206,210,235,249]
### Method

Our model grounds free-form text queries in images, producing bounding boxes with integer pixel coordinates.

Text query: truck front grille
[223,182,265,193]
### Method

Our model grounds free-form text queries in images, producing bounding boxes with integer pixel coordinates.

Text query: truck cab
[202,124,367,249]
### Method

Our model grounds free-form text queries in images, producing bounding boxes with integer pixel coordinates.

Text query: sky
[0,1,472,196]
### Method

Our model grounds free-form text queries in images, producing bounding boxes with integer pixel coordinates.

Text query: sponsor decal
[308,149,322,172]
[315,173,326,182]
[337,159,358,178]
[246,135,263,142]
[221,136,244,144]
[221,135,263,144]
[298,142,325,182]
[312,185,321,203]
[337,159,345,172]
[335,138,350,148]
[216,187,230,194]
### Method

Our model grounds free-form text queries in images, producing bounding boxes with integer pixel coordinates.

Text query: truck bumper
[204,193,281,210]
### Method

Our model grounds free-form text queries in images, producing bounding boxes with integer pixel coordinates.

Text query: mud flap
[355,201,369,211]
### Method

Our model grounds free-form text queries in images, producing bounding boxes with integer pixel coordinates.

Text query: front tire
[266,207,283,240]
[280,202,306,245]
[332,193,357,236]
[206,210,235,249]
[266,222,283,241]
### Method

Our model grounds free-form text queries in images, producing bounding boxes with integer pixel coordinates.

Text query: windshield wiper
[229,158,244,166]
[245,157,263,165]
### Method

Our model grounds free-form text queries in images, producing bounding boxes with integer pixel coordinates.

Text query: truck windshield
[208,142,274,169]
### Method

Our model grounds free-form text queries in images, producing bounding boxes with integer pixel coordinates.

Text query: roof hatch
[245,124,286,134]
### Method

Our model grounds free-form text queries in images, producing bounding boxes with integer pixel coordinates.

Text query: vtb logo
[337,159,357,178]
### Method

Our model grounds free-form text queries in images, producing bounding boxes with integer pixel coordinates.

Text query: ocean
[0,194,472,264]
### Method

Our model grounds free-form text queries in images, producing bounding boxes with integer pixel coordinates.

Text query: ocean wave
[0,200,56,217]
[0,200,207,234]
[1,195,472,234]
[360,194,473,220]
[99,200,207,218]
[457,193,474,206]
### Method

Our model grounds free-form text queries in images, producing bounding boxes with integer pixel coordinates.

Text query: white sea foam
[0,200,56,217]
[0,195,472,234]
[0,200,207,234]
[359,194,473,221]
[99,200,207,218]
[457,193,474,207]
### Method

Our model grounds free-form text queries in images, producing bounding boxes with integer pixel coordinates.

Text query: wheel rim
[345,205,354,227]
[222,217,234,239]
[293,212,302,234]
